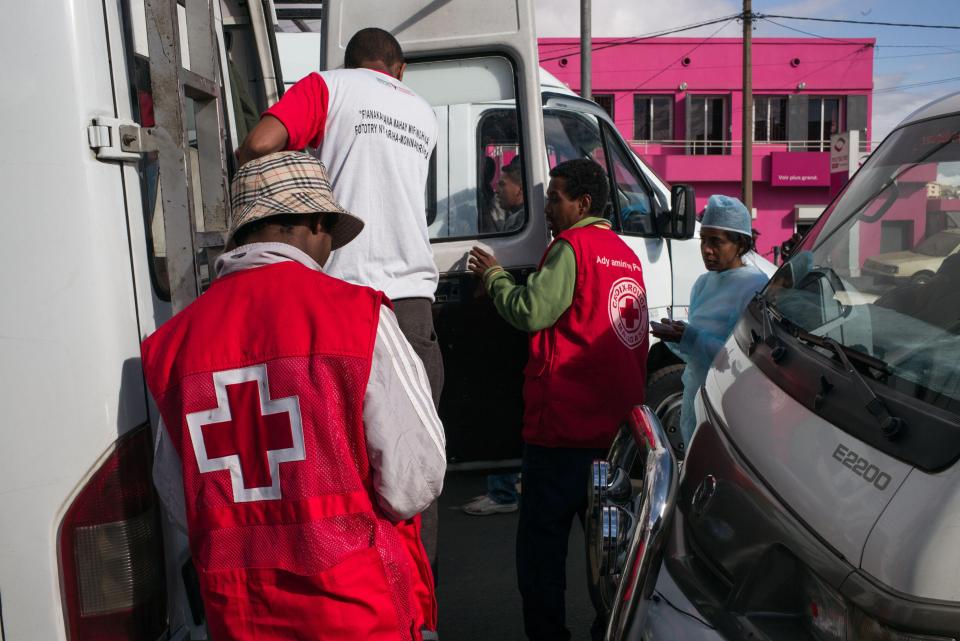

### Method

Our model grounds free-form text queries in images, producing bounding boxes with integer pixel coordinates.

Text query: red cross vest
[141,261,431,641]
[522,224,649,449]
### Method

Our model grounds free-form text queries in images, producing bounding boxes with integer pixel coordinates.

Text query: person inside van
[480,155,525,233]
[495,156,525,233]
[468,159,649,641]
[651,195,769,447]
[478,156,505,234]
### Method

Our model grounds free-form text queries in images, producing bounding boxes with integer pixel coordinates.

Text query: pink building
[539,37,875,260]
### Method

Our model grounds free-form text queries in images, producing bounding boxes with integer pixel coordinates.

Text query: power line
[613,18,738,103]
[539,14,741,63]
[759,16,867,44]
[873,75,960,94]
[759,17,960,57]
[540,14,741,60]
[759,13,960,30]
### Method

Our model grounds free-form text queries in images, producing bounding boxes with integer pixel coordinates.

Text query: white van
[588,92,960,639]
[0,0,717,638]
[277,28,719,461]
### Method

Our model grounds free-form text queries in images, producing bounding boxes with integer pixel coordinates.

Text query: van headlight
[851,610,956,641]
[802,572,955,641]
[802,572,848,641]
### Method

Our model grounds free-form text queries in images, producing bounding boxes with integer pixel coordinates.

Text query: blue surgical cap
[701,195,752,237]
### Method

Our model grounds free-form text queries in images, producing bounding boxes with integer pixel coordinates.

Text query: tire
[910,270,935,286]
[646,364,686,459]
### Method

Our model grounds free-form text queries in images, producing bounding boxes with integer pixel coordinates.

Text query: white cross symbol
[185,364,305,503]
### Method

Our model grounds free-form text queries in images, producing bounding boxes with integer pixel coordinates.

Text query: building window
[593,94,615,119]
[754,96,787,142]
[880,220,913,254]
[633,95,672,141]
[688,95,727,155]
[807,97,842,151]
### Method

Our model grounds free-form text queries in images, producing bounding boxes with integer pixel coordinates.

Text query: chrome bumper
[586,405,679,641]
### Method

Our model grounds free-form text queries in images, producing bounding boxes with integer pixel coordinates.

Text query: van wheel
[910,270,935,286]
[646,364,686,459]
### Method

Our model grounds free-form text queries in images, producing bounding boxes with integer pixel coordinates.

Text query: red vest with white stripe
[141,261,425,641]
[522,224,649,449]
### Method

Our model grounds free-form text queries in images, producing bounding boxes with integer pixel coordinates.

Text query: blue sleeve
[678,271,767,367]
[667,274,707,363]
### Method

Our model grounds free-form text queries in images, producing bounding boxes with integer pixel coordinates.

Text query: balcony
[632,140,835,187]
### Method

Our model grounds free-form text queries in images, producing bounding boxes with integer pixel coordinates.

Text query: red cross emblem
[619,297,641,330]
[186,364,304,502]
[608,277,647,349]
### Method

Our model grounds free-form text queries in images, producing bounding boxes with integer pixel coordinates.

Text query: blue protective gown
[669,264,769,444]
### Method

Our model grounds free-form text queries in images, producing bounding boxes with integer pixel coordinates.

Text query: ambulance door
[101,1,283,636]
[322,1,548,463]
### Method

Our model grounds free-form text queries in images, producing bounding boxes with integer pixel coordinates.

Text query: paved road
[436,471,597,641]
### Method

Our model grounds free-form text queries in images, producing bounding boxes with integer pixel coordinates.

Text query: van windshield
[766,114,960,413]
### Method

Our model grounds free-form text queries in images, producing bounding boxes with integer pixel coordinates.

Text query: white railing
[626,139,877,153]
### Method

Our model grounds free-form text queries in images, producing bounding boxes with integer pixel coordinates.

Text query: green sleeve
[484,241,576,332]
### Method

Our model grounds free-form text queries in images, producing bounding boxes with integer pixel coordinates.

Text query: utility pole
[581,0,591,101]
[742,0,753,211]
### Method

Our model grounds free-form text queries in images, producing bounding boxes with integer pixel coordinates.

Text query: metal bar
[742,0,753,210]
[277,9,323,20]
[181,68,220,99]
[580,0,591,101]
[145,0,200,312]
[185,0,217,80]
[605,406,678,641]
[248,0,281,103]
[194,97,229,235]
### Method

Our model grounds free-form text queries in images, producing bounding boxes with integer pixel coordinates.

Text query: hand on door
[468,247,501,277]
[650,318,686,343]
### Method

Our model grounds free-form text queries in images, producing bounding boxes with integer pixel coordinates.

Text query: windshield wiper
[751,293,787,363]
[795,331,904,440]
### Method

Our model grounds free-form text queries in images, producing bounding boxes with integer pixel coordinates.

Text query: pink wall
[538,38,875,260]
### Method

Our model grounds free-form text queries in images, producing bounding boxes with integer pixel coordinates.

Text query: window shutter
[846,95,868,152]
[787,94,809,151]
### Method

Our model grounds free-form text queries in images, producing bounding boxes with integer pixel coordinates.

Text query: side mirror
[669,184,696,240]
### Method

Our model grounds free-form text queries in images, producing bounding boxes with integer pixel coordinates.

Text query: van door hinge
[88,117,158,162]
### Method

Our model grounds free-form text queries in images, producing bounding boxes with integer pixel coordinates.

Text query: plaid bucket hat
[228,151,364,250]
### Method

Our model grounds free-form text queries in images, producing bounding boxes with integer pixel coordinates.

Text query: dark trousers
[517,444,607,641]
[392,298,444,574]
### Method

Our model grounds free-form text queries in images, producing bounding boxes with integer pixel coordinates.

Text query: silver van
[588,92,960,640]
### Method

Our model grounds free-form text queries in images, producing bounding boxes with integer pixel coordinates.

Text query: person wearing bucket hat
[141,151,446,641]
[651,194,769,447]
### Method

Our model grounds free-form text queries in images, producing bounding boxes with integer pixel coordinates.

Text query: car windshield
[766,113,960,413]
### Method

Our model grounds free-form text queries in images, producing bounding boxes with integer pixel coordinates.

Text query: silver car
[588,92,960,640]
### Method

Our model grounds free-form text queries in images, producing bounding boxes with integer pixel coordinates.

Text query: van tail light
[59,424,167,641]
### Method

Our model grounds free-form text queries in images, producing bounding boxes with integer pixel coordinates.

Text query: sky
[534,0,960,141]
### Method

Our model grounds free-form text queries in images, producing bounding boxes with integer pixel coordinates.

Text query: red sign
[770,152,830,187]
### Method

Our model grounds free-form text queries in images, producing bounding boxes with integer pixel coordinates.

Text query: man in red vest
[142,151,446,641]
[469,159,649,641]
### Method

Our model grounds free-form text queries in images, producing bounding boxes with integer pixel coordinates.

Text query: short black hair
[233,212,333,247]
[723,230,753,257]
[344,28,404,71]
[501,156,522,183]
[549,159,609,215]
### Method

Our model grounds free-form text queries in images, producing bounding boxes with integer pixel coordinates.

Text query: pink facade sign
[770,152,830,187]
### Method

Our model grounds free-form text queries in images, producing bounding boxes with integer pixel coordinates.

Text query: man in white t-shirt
[237,27,443,638]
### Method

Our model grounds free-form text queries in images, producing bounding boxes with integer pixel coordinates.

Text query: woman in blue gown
[651,195,769,446]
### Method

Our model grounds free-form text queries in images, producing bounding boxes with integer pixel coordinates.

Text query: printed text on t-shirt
[355,109,432,159]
